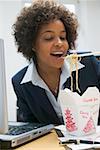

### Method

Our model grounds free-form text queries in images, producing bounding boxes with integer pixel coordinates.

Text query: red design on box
[83,117,95,133]
[65,108,77,132]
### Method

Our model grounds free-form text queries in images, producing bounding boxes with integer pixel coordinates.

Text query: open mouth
[50,51,64,58]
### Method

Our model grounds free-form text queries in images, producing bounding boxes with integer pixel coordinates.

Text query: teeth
[50,51,64,57]
[52,51,63,55]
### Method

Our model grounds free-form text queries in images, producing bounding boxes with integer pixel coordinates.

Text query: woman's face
[34,20,69,69]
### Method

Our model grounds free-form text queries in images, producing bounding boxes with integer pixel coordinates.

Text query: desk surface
[14,130,100,150]
[15,130,65,150]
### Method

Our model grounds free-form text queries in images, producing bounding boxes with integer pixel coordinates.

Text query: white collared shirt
[21,59,85,118]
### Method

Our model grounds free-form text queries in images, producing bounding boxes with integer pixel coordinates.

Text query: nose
[54,37,63,47]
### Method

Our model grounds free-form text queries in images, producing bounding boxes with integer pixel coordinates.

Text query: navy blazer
[12,56,100,125]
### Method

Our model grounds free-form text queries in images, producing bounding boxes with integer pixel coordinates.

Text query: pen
[59,139,100,145]
[80,140,100,144]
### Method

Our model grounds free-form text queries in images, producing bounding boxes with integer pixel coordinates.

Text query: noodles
[67,54,81,92]
[66,51,100,92]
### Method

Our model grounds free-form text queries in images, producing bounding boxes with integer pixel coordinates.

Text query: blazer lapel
[21,82,61,124]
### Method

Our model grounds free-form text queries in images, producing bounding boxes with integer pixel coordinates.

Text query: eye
[43,34,54,41]
[45,36,54,41]
[60,36,66,40]
[42,31,54,41]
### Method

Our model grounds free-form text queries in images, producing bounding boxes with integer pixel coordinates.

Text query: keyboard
[6,123,46,135]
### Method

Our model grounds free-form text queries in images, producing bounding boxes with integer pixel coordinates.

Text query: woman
[12,0,100,125]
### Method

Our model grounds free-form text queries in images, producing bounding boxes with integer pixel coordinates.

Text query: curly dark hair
[12,0,78,61]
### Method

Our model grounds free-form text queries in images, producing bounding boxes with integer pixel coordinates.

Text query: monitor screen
[0,39,8,133]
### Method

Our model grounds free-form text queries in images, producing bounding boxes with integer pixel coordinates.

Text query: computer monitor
[0,39,8,133]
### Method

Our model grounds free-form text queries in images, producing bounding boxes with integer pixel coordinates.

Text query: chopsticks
[66,51,100,58]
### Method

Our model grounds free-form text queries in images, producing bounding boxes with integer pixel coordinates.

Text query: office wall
[0,1,27,121]
[76,0,100,51]
[85,0,100,51]
[0,0,100,121]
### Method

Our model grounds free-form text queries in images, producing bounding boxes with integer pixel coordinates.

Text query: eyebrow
[41,30,66,34]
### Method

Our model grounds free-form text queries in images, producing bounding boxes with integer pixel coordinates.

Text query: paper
[55,125,100,149]
[66,144,100,150]
[58,87,100,136]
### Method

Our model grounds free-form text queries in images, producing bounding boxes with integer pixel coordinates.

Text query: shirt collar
[21,59,85,88]
[21,62,33,84]
[21,60,49,89]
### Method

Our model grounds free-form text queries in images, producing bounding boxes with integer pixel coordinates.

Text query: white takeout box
[58,87,100,136]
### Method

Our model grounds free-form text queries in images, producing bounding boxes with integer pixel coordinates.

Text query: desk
[15,130,65,150]
[14,130,100,150]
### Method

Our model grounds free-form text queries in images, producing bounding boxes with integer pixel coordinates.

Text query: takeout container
[58,87,100,136]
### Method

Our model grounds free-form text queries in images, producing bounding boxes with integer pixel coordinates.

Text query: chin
[55,63,64,69]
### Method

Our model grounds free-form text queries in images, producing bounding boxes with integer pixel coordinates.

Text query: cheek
[36,39,50,50]
[35,44,49,59]
[38,43,52,56]
[65,41,69,50]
